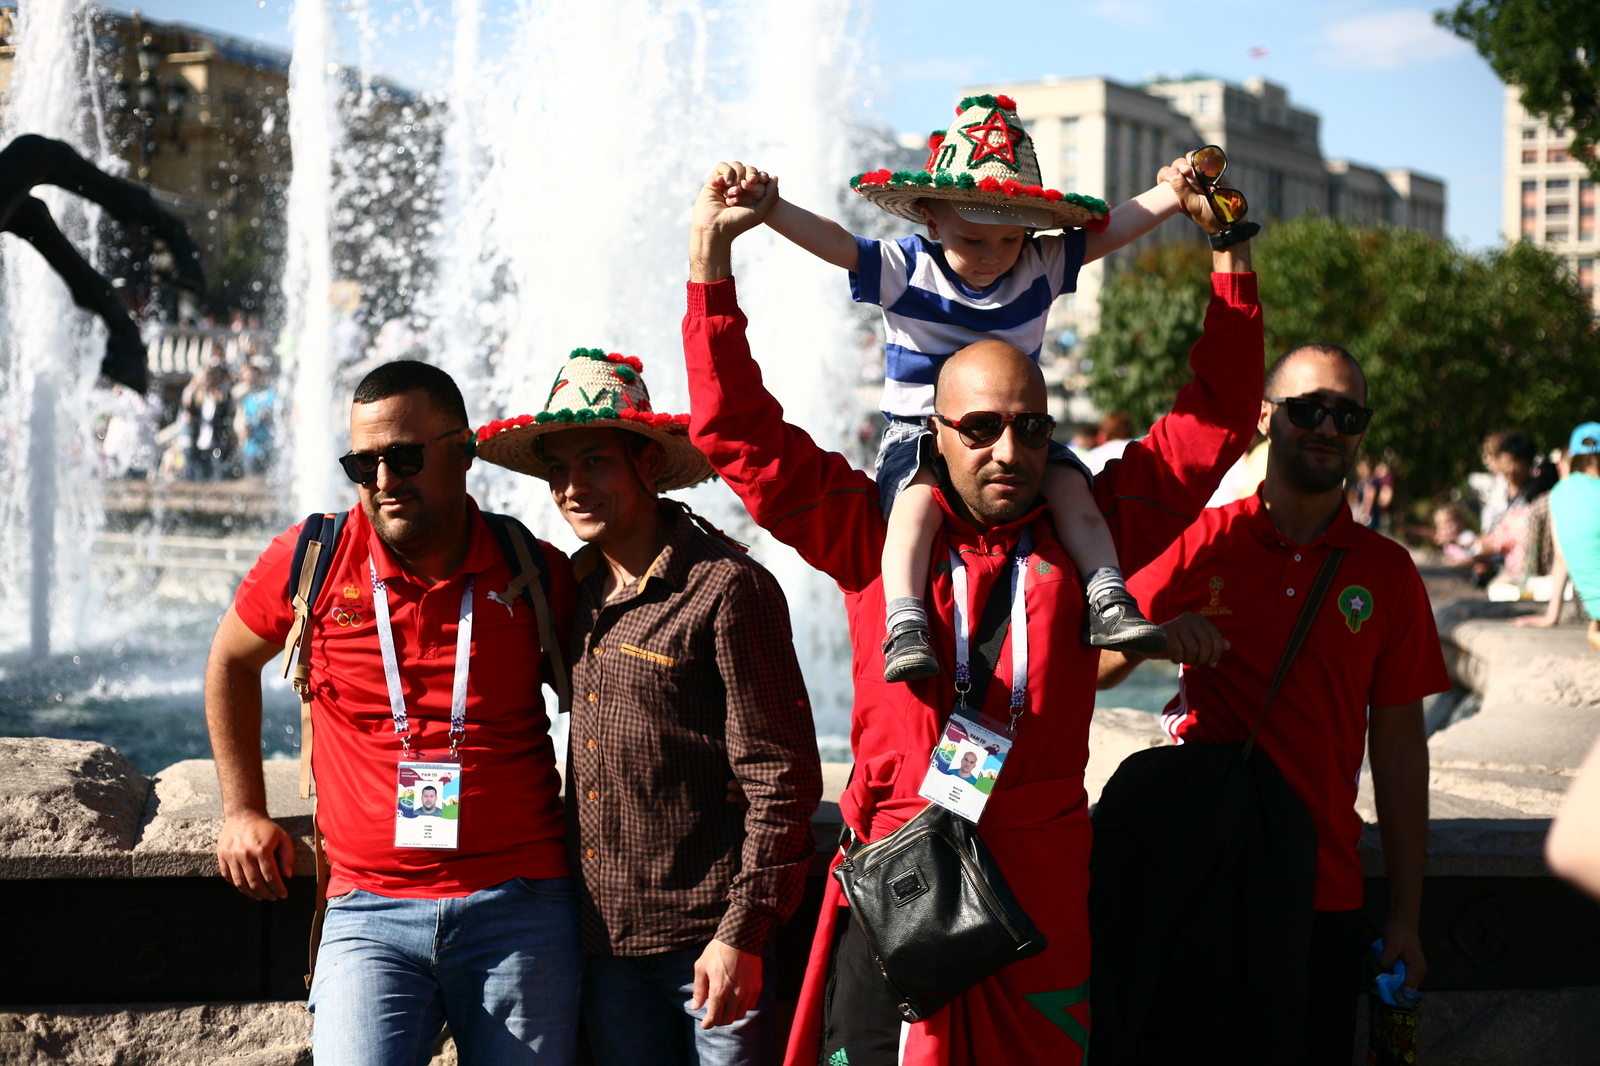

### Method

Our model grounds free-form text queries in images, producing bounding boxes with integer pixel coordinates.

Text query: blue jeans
[581,934,778,1066]
[308,877,580,1066]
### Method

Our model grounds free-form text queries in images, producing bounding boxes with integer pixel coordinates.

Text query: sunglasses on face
[339,428,464,485]
[1266,396,1374,435]
[1186,145,1250,226]
[933,410,1056,450]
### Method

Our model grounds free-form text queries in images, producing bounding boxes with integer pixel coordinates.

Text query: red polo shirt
[1128,491,1449,910]
[234,498,574,898]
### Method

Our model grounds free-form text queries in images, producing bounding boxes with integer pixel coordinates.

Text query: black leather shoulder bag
[833,547,1047,1022]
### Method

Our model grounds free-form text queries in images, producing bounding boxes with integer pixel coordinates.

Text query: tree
[1085,216,1600,504]
[1081,239,1212,429]
[1437,0,1600,182]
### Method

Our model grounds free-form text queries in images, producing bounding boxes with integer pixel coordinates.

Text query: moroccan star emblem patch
[1025,981,1090,1057]
[1338,585,1374,633]
[958,108,1023,170]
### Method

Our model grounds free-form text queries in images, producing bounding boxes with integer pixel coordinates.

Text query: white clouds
[1317,8,1473,70]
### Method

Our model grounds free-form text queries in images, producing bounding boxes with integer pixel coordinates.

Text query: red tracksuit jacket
[683,273,1263,1066]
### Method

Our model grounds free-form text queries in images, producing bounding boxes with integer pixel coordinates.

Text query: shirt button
[1294,554,1302,562]
[585,739,596,750]
[587,692,597,702]
[584,847,596,858]
[586,790,597,800]
[1287,588,1296,596]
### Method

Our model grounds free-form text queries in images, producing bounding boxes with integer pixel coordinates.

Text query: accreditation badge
[918,711,1013,824]
[395,760,462,849]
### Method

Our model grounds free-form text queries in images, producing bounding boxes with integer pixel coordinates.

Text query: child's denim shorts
[874,416,1092,520]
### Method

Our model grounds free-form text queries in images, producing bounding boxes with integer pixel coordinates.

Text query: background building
[963,75,1448,352]
[1502,84,1598,312]
[0,7,291,322]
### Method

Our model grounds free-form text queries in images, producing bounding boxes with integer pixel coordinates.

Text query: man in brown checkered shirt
[475,347,821,1066]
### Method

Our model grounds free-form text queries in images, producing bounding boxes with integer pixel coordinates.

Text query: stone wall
[4,598,1597,1064]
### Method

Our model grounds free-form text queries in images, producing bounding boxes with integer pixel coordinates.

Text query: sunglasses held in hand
[339,428,466,485]
[1186,145,1259,249]
[934,411,1056,450]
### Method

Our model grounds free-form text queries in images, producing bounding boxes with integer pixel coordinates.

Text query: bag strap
[303,798,330,990]
[953,550,1021,720]
[283,511,346,800]
[482,512,571,717]
[1242,546,1346,758]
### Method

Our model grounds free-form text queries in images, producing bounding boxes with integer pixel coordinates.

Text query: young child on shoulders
[735,94,1222,682]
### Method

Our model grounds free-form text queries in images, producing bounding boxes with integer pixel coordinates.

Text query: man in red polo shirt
[1100,343,1448,1062]
[205,361,579,1064]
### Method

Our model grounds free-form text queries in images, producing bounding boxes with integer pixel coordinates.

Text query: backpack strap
[282,511,346,992]
[283,511,347,799]
[481,512,571,717]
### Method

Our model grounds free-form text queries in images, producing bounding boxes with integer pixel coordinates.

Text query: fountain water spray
[283,0,874,745]
[281,0,343,517]
[0,0,112,657]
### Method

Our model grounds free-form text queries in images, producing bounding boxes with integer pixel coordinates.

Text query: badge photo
[919,715,1010,824]
[395,761,462,850]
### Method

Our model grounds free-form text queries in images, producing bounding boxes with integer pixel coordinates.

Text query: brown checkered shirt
[567,504,822,956]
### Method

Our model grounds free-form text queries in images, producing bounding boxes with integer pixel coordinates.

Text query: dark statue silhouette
[1,134,205,392]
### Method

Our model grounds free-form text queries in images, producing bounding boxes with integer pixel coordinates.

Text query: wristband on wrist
[1208,222,1260,251]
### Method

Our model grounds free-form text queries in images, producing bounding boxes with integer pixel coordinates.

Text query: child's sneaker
[1085,590,1168,654]
[883,622,939,682]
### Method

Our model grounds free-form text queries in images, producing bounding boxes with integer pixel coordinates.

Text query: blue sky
[109,0,1507,247]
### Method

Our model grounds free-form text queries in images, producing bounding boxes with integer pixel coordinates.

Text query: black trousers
[1305,908,1372,1065]
[817,916,903,1066]
[1130,907,1370,1065]
[818,908,1368,1066]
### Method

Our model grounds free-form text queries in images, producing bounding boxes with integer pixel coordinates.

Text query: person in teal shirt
[1549,423,1600,649]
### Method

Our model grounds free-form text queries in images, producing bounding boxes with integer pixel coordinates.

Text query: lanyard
[370,556,474,758]
[949,528,1032,733]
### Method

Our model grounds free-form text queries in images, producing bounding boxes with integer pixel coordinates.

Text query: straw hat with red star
[852,94,1109,231]
[474,348,714,492]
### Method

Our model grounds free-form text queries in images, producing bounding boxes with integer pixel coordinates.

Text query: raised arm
[686,163,887,591]
[1094,239,1263,574]
[761,181,860,272]
[1082,181,1180,264]
[1083,155,1217,264]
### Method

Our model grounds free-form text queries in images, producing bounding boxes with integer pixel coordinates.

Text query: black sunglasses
[1266,396,1374,435]
[933,410,1055,450]
[1186,145,1250,226]
[339,428,465,485]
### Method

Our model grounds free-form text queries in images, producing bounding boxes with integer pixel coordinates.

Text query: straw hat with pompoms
[852,94,1109,231]
[475,348,714,492]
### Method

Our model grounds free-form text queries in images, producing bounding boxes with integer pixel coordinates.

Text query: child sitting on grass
[739,94,1224,681]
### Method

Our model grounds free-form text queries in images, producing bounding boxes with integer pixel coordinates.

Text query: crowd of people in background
[1062,410,1588,633]
[96,310,278,483]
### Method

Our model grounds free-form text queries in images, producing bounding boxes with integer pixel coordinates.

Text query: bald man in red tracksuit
[682,166,1263,1066]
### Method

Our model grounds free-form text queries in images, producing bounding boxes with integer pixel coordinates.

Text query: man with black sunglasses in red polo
[1098,343,1449,1063]
[205,360,582,1064]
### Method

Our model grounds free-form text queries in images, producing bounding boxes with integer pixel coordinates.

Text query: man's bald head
[1264,343,1367,404]
[933,339,1047,414]
[929,339,1052,528]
